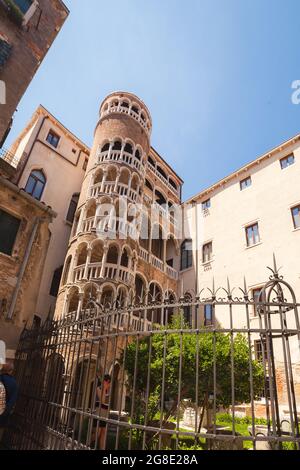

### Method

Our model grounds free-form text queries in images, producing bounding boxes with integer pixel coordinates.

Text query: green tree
[124,315,264,429]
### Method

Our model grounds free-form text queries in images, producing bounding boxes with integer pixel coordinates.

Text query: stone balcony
[73,262,134,286]
[139,247,178,280]
[90,181,139,203]
[97,149,144,175]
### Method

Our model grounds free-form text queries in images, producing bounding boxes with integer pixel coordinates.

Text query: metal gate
[4,262,300,450]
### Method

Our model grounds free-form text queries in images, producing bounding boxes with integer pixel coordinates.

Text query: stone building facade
[0,0,69,145]
[7,105,90,320]
[0,172,55,359]
[54,92,183,325]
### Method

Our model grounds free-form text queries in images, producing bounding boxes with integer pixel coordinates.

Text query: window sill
[245,241,262,250]
[0,251,17,262]
[292,227,300,233]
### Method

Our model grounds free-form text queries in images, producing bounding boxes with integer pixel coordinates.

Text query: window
[25,170,46,200]
[240,176,252,190]
[49,266,63,298]
[83,158,88,171]
[204,304,213,326]
[202,199,211,210]
[202,242,212,263]
[254,339,267,362]
[245,223,260,247]
[66,194,79,223]
[14,0,33,14]
[291,205,300,229]
[181,239,193,270]
[252,287,263,316]
[0,209,20,256]
[46,130,60,148]
[32,315,41,329]
[280,154,295,169]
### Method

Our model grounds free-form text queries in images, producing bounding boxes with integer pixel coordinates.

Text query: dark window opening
[66,194,79,224]
[83,158,88,171]
[202,242,213,263]
[246,223,260,247]
[0,209,20,256]
[49,266,63,298]
[148,156,155,167]
[202,199,211,210]
[157,166,167,180]
[46,130,60,148]
[240,176,252,190]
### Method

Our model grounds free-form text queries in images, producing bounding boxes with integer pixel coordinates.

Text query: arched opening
[101,142,110,152]
[169,178,178,191]
[145,179,153,192]
[157,166,167,180]
[101,285,115,306]
[148,155,155,167]
[135,274,146,303]
[131,105,139,115]
[68,288,79,315]
[107,166,117,182]
[183,293,193,326]
[112,141,122,151]
[76,244,88,266]
[93,168,104,185]
[119,168,130,186]
[135,149,141,160]
[90,241,103,264]
[131,174,139,192]
[165,291,177,324]
[121,101,129,109]
[86,200,96,219]
[107,245,119,264]
[155,189,167,207]
[83,285,98,310]
[116,287,127,308]
[124,142,133,154]
[120,247,130,268]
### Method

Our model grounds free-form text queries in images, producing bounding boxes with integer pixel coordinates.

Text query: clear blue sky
[6,0,300,200]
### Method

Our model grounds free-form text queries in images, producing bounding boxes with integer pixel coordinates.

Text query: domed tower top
[99,91,152,137]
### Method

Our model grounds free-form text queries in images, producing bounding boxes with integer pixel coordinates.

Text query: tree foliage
[124,315,264,421]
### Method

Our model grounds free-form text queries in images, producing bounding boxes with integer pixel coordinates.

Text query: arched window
[25,170,46,200]
[66,193,79,223]
[101,143,110,152]
[135,149,141,160]
[124,143,133,154]
[181,239,193,271]
[113,141,122,151]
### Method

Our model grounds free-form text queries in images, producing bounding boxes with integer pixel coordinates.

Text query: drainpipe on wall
[7,217,41,320]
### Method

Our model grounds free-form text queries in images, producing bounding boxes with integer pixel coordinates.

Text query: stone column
[76,293,84,321]
[114,169,121,193]
[83,248,92,280]
[100,169,108,193]
[100,245,109,278]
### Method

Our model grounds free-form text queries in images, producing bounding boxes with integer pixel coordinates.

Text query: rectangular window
[83,158,88,171]
[46,130,60,148]
[245,223,260,247]
[204,304,213,326]
[181,239,193,270]
[202,242,212,263]
[280,154,295,169]
[240,176,252,190]
[202,199,211,210]
[252,287,263,316]
[0,209,20,256]
[13,0,33,14]
[291,205,300,229]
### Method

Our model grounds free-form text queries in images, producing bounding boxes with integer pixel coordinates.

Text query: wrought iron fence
[4,261,300,450]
